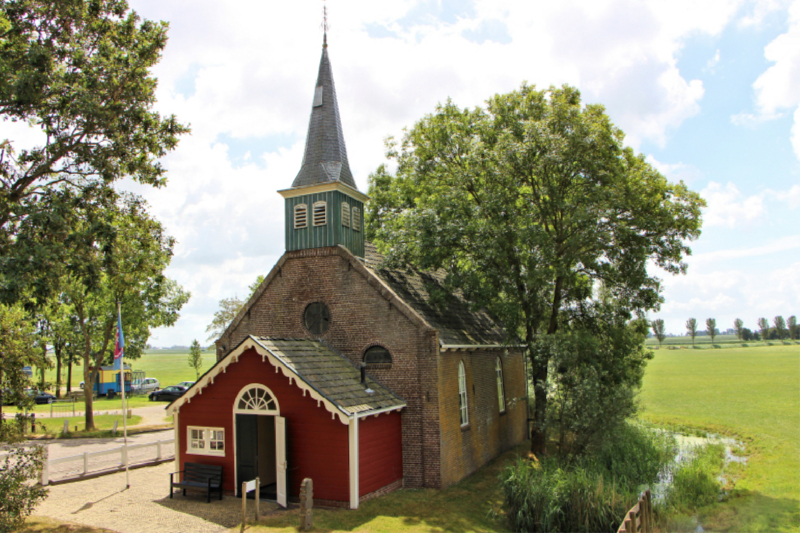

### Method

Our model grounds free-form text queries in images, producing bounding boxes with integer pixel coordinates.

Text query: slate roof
[291,42,357,190]
[251,337,404,414]
[361,242,511,347]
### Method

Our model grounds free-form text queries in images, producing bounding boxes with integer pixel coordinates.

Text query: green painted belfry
[278,35,367,258]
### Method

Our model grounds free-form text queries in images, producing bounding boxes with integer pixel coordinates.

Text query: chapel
[167,34,527,509]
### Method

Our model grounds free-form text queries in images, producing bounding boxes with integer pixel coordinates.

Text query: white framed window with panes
[458,361,469,426]
[187,426,225,457]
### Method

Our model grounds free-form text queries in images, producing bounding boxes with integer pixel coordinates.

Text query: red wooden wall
[178,348,350,502]
[359,410,403,496]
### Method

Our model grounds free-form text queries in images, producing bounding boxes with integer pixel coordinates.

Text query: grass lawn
[31,414,143,436]
[36,349,217,393]
[640,344,800,532]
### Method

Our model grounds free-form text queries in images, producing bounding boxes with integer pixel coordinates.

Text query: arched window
[458,361,468,426]
[364,345,391,365]
[496,357,505,412]
[294,203,307,229]
[313,201,327,226]
[234,384,279,414]
[352,206,361,232]
[341,201,351,227]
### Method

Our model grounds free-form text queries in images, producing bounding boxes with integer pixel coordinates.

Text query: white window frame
[313,201,327,226]
[352,206,361,232]
[458,361,469,427]
[341,201,351,228]
[187,425,225,457]
[294,203,308,229]
[496,357,506,413]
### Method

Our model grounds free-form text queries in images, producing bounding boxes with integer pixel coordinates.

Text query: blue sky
[88,0,799,344]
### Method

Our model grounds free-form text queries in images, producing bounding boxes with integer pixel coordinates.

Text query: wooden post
[255,477,260,521]
[644,490,652,533]
[299,478,314,531]
[241,481,247,533]
[629,510,638,533]
[62,419,68,435]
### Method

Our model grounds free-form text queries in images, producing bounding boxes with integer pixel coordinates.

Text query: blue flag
[113,308,124,371]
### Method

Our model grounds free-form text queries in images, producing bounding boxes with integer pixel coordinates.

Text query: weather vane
[322,0,329,46]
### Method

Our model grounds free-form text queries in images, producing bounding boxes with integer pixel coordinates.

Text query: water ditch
[650,431,748,532]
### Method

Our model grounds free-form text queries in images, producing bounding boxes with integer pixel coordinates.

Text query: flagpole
[118,301,130,490]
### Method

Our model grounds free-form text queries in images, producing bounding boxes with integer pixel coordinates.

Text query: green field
[36,349,217,393]
[640,344,800,531]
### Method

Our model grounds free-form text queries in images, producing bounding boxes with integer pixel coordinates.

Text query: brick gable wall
[217,246,442,488]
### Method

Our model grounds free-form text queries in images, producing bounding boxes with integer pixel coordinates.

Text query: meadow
[37,349,218,393]
[640,344,800,531]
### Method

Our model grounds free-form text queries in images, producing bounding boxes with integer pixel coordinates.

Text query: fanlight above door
[234,384,279,414]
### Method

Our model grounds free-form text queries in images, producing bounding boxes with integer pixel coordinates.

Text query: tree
[789,316,798,341]
[734,318,744,341]
[0,0,188,306]
[188,339,203,379]
[758,317,770,344]
[62,194,189,430]
[366,84,704,454]
[706,318,716,345]
[0,304,48,532]
[686,318,698,346]
[773,316,787,340]
[742,328,754,341]
[205,274,266,342]
[651,319,666,347]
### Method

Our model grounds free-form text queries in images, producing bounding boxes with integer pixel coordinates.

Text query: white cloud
[691,234,800,264]
[646,155,704,185]
[700,181,765,228]
[750,0,800,160]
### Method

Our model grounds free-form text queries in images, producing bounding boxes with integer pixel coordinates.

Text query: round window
[304,302,330,335]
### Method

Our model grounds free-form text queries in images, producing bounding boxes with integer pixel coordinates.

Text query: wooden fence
[617,489,652,533]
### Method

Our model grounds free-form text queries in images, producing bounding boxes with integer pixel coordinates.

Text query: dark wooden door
[236,414,258,495]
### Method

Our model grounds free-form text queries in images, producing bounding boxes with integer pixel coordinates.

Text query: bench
[170,462,223,503]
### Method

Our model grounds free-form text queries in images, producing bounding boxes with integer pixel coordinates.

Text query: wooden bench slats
[170,462,223,503]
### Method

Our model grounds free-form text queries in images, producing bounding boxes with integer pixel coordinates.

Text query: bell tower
[277,31,367,258]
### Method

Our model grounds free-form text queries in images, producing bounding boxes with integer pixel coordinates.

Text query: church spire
[291,31,356,190]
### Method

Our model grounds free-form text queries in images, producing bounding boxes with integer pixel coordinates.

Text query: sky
[24,0,800,344]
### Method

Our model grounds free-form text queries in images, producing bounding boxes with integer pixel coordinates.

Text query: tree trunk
[66,354,73,394]
[529,275,564,456]
[54,341,63,399]
[82,357,95,431]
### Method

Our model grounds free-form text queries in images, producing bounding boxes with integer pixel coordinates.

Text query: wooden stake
[241,482,247,533]
[255,477,260,521]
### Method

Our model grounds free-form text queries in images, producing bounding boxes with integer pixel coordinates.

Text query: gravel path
[34,462,277,533]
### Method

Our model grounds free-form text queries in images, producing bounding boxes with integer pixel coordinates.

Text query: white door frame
[232,384,284,505]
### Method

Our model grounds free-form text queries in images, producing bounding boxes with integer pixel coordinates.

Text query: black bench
[170,462,223,502]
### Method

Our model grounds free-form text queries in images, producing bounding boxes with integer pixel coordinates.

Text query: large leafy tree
[205,274,265,342]
[706,318,716,344]
[686,318,698,346]
[366,84,704,454]
[62,193,189,430]
[0,0,188,305]
[651,318,666,347]
[733,318,744,341]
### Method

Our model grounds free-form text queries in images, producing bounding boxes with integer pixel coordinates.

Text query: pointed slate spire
[291,41,357,190]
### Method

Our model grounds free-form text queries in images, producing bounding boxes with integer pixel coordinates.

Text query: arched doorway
[232,384,286,506]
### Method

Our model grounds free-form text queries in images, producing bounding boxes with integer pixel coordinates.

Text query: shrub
[502,425,673,532]
[664,444,723,512]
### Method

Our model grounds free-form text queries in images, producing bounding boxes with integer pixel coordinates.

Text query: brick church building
[167,36,527,509]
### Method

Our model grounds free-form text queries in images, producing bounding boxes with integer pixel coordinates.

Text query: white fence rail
[41,439,174,485]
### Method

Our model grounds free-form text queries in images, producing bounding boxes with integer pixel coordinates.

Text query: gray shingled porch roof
[361,242,511,347]
[251,337,403,414]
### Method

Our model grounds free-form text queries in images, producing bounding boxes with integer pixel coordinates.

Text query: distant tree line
[650,315,797,347]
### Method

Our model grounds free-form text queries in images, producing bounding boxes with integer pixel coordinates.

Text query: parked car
[175,381,195,389]
[132,377,160,393]
[32,391,56,405]
[148,385,188,402]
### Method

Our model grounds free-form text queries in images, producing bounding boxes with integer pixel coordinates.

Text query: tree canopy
[0,0,188,304]
[366,84,704,453]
